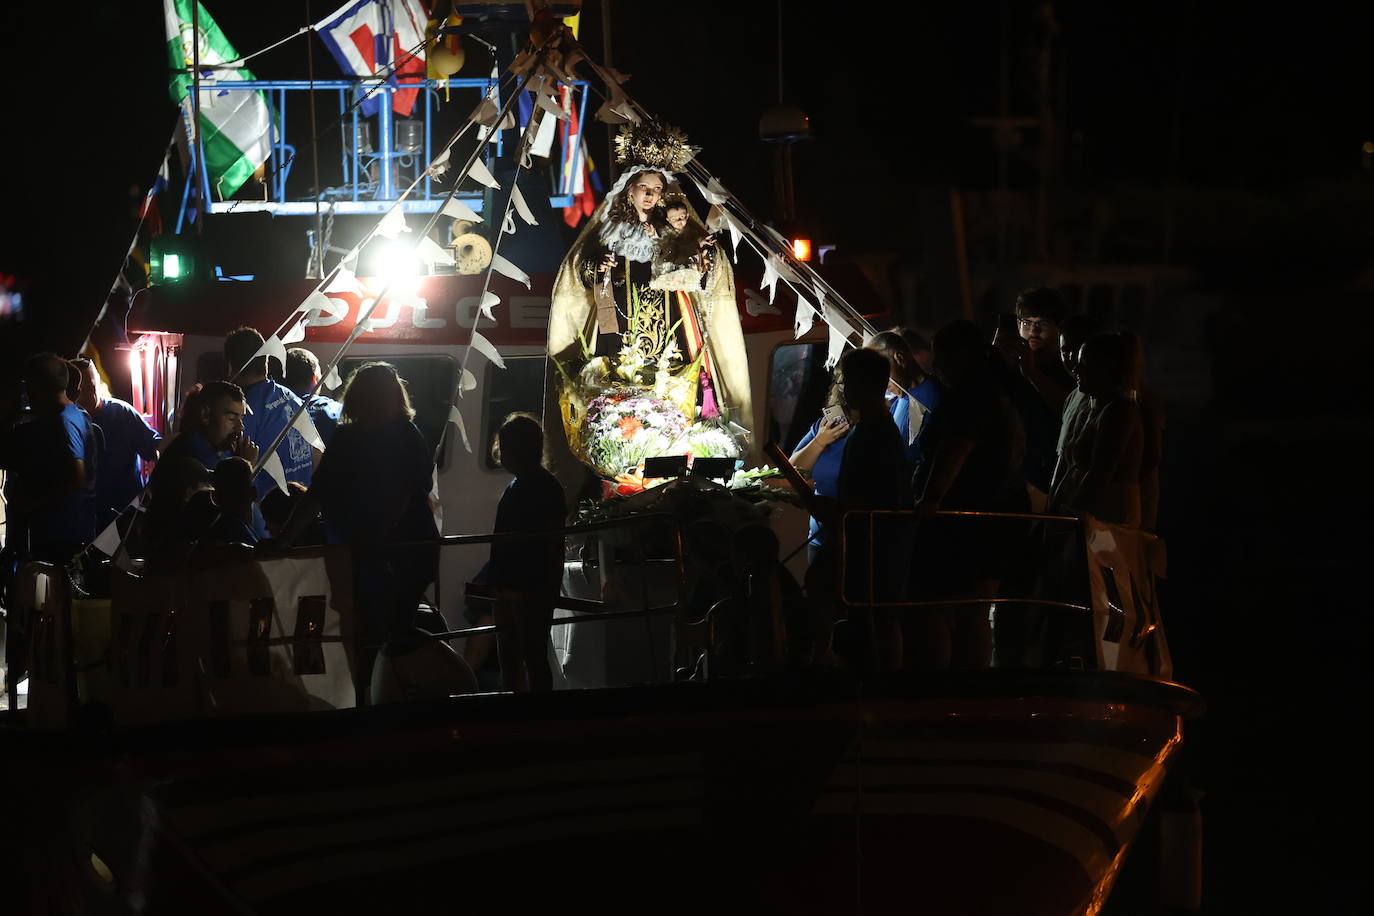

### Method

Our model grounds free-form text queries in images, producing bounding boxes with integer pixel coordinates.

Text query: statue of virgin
[545,123,752,493]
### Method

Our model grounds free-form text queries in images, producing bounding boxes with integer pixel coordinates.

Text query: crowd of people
[784,286,1163,670]
[0,284,1162,694]
[0,329,569,697]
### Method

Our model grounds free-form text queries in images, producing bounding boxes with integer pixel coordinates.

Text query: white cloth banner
[1084,518,1172,679]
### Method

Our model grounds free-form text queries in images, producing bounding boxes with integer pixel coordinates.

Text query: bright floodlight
[374,241,423,295]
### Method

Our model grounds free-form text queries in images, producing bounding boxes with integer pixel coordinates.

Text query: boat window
[336,354,456,458]
[767,342,834,453]
[483,356,547,470]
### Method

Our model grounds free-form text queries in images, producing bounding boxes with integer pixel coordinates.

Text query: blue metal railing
[182,77,588,220]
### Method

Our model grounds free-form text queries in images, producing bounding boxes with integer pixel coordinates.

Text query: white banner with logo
[1083,517,1172,679]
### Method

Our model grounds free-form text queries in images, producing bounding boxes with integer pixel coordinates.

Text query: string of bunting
[244,33,564,496]
[574,49,875,367]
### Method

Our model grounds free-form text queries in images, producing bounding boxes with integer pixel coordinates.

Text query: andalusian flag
[163,0,274,199]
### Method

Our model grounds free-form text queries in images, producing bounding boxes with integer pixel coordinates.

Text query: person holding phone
[789,381,853,564]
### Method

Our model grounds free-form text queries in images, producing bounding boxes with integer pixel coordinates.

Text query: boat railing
[838,509,1173,679]
[176,76,589,220]
[3,512,686,728]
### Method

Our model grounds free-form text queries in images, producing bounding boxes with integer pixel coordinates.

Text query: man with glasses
[992,287,1075,508]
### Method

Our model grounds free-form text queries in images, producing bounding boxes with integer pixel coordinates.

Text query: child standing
[488,414,567,692]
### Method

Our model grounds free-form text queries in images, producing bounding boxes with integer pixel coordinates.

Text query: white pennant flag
[471,97,500,126]
[377,207,409,239]
[417,236,456,268]
[490,253,531,288]
[825,322,847,370]
[91,518,123,556]
[324,363,343,389]
[508,49,536,76]
[280,317,306,344]
[461,368,477,391]
[794,293,816,338]
[325,267,362,294]
[535,91,568,120]
[442,196,482,223]
[248,334,287,377]
[761,257,780,304]
[692,175,729,205]
[292,407,325,452]
[447,404,472,452]
[357,316,374,334]
[721,213,741,262]
[706,205,726,232]
[467,158,501,189]
[259,451,289,495]
[823,303,850,369]
[907,394,927,445]
[503,211,517,235]
[483,284,507,320]
[295,289,333,316]
[531,110,558,159]
[510,185,538,226]
[426,146,451,178]
[595,99,632,125]
[469,330,506,368]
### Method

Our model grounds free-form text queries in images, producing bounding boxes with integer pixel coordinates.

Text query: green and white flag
[163,0,274,200]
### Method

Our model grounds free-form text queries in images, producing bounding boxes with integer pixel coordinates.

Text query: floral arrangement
[583,392,690,480]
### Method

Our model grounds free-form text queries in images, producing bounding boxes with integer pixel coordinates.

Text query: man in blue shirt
[13,353,99,561]
[225,327,317,497]
[285,347,342,447]
[73,358,162,527]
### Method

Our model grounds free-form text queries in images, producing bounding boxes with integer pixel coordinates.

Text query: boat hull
[2,670,1199,915]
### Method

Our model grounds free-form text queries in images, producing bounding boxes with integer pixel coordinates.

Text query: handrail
[838,508,1087,610]
[180,76,589,217]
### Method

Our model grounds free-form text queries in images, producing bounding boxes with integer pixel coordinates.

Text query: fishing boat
[0,4,1202,914]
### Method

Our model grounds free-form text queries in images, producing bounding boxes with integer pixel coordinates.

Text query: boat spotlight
[374,240,423,294]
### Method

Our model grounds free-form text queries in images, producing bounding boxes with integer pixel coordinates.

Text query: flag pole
[191,0,203,233]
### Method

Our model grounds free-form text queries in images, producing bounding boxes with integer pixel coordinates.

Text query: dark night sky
[2,1,1372,349]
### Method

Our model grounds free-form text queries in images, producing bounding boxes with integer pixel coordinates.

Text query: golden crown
[613,121,696,173]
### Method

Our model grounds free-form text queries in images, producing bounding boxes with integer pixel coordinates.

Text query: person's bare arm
[789,417,848,476]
